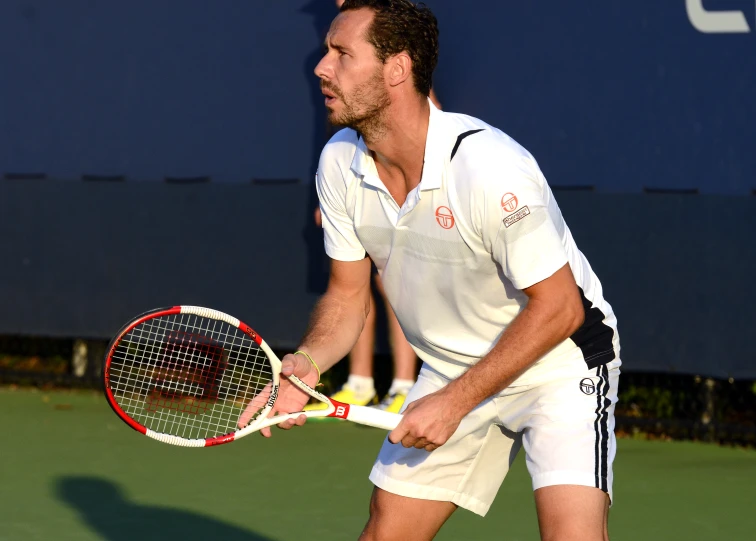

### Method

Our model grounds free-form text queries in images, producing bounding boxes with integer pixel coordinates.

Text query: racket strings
[108,313,272,439]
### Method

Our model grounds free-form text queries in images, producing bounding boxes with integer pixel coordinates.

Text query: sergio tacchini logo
[580,378,597,395]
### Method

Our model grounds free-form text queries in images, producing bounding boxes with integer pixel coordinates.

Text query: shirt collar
[350,133,378,185]
[418,99,448,191]
[349,99,452,192]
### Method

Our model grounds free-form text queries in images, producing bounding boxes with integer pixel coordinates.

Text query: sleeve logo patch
[503,206,530,228]
[501,193,518,212]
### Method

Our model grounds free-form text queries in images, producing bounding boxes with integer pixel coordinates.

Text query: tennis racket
[103,305,401,447]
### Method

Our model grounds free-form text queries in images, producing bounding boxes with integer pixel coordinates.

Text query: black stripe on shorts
[593,364,611,493]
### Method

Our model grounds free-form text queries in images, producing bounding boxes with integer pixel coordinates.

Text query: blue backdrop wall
[1,1,754,378]
[1,0,754,193]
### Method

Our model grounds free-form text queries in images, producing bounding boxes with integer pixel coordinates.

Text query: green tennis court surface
[1,388,754,541]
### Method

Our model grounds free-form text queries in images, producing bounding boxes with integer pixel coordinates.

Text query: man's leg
[359,487,457,541]
[368,368,517,537]
[507,364,620,541]
[534,485,610,541]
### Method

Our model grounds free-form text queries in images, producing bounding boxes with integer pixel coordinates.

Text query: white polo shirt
[316,102,619,385]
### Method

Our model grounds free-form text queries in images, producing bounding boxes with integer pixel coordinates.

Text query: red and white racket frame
[104,305,401,448]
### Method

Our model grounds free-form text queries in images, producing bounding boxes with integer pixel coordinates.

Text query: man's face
[314,9,391,129]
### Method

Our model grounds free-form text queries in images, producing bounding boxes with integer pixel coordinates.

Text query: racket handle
[346,405,401,431]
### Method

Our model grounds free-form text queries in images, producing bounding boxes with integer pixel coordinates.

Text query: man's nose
[314,54,334,80]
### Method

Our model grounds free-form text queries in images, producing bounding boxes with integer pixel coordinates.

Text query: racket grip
[346,405,401,431]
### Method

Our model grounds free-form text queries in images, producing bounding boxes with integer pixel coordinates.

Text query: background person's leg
[349,291,377,378]
[386,302,416,381]
[373,274,416,412]
[336,291,377,401]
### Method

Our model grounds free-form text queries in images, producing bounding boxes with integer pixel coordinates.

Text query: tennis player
[264,1,621,539]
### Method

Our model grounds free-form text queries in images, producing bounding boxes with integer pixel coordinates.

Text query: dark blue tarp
[1,182,754,379]
[1,1,754,193]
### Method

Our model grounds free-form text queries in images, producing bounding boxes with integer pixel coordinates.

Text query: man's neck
[362,97,431,198]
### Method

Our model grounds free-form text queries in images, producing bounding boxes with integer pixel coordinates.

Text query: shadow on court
[55,477,278,541]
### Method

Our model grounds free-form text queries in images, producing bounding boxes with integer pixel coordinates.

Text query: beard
[324,69,391,139]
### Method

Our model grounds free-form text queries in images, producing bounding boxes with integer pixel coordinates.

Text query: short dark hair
[340,0,439,96]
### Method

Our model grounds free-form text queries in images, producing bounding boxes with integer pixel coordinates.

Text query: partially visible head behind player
[315,0,438,137]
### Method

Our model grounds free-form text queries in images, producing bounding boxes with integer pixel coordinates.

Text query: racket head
[103,306,283,447]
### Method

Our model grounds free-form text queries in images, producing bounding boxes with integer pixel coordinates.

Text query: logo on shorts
[501,193,518,213]
[435,206,455,229]
[580,378,596,395]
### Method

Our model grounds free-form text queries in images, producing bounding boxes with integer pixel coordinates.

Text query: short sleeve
[315,143,367,262]
[481,155,568,290]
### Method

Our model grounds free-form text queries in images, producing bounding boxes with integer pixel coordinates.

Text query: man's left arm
[389,152,583,451]
[388,264,584,451]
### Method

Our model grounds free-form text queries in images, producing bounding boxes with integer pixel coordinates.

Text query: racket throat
[325,399,351,420]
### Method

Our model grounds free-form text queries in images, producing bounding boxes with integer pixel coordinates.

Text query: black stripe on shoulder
[450,129,485,161]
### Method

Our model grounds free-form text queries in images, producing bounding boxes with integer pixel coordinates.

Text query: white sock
[388,378,414,395]
[346,374,375,395]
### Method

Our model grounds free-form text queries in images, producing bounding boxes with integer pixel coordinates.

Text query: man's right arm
[245,256,371,436]
[306,129,368,373]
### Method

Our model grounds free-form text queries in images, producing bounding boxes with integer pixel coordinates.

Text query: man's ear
[386,52,412,88]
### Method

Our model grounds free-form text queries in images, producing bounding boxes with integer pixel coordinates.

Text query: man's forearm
[445,295,584,413]
[297,289,370,373]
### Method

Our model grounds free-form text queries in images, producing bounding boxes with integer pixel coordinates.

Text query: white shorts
[369,360,620,516]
